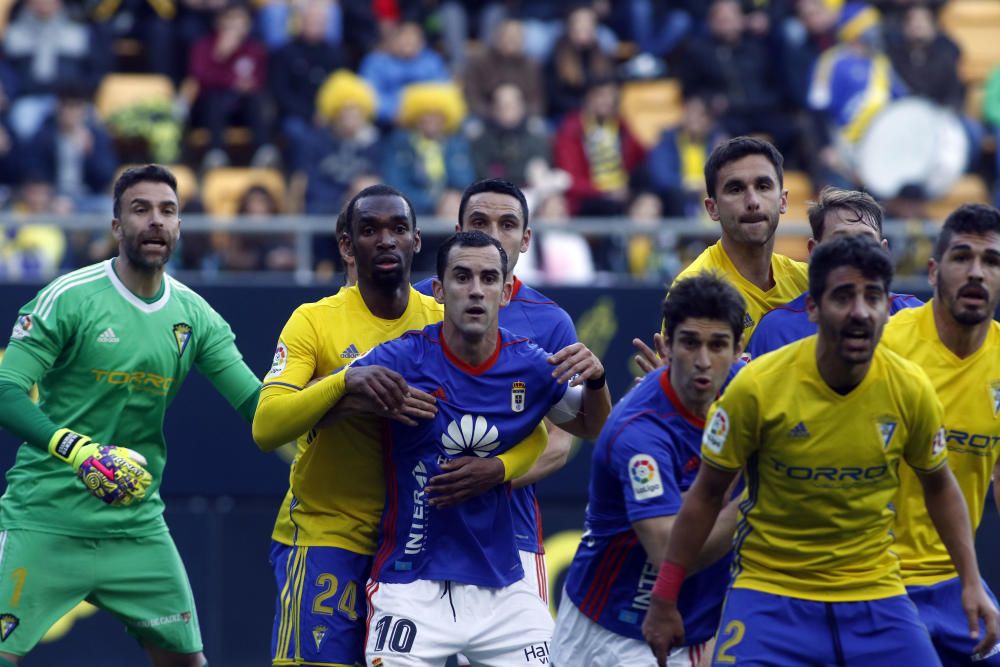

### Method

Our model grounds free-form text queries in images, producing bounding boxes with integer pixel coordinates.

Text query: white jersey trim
[103,259,172,314]
[34,264,105,320]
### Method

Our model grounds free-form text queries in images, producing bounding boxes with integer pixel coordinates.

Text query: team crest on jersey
[875,416,897,449]
[10,314,31,340]
[441,414,500,457]
[268,341,288,377]
[703,407,729,454]
[991,381,1000,418]
[932,427,947,457]
[312,625,328,651]
[0,613,18,641]
[172,323,192,357]
[629,454,663,500]
[511,381,526,412]
[371,659,384,667]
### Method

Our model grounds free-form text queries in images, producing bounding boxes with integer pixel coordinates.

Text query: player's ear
[806,293,819,324]
[779,188,788,215]
[927,257,939,290]
[413,228,422,254]
[431,277,444,304]
[807,238,818,255]
[704,197,720,221]
[732,334,744,361]
[111,218,124,242]
[340,233,355,258]
[520,226,531,254]
[501,277,513,307]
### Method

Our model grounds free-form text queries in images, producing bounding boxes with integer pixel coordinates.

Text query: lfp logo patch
[629,454,663,500]
[703,407,729,455]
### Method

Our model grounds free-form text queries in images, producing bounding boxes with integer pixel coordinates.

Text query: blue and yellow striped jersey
[701,336,947,601]
[882,302,1000,586]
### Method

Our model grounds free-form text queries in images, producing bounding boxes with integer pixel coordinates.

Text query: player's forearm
[252,373,347,451]
[689,499,739,574]
[0,379,59,452]
[560,384,611,440]
[511,422,571,490]
[664,481,728,571]
[921,467,982,585]
[497,421,547,482]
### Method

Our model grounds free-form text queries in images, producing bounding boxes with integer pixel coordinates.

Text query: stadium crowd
[0,0,996,281]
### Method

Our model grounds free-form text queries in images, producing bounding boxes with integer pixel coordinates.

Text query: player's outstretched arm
[511,422,572,490]
[547,342,611,439]
[643,463,736,667]
[917,464,1000,655]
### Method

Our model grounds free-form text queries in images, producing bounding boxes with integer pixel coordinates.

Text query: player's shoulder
[874,344,934,390]
[741,337,809,383]
[673,243,723,283]
[881,301,930,349]
[411,276,434,297]
[164,273,213,308]
[772,253,809,284]
[755,293,808,327]
[409,286,445,317]
[30,261,113,318]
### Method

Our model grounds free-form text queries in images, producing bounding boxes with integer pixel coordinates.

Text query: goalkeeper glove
[48,429,153,507]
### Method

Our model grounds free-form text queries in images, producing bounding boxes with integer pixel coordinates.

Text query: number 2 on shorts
[715,619,746,664]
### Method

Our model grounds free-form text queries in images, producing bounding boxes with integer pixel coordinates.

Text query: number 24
[311,574,358,621]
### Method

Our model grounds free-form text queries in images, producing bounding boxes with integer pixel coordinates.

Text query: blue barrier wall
[0,282,996,666]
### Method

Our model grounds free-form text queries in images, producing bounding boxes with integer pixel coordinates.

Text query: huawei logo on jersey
[440,414,500,457]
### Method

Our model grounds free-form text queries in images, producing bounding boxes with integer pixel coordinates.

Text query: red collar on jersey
[440,327,503,376]
[659,368,706,429]
[510,276,523,300]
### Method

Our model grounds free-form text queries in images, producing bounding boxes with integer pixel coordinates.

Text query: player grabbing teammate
[746,187,921,358]
[0,165,262,666]
[882,204,1000,665]
[252,186,545,667]
[344,231,611,665]
[551,274,746,667]
[642,235,1000,666]
[414,178,579,605]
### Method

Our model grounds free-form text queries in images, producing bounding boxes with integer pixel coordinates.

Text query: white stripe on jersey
[34,264,104,319]
[37,268,108,320]
[103,261,173,313]
[0,531,7,570]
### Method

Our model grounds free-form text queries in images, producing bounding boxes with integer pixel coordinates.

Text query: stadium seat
[95,74,176,120]
[202,168,286,217]
[781,170,815,224]
[620,79,684,148]
[925,174,990,221]
[940,0,1000,83]
[773,224,811,262]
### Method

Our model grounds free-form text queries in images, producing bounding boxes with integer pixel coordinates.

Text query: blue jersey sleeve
[548,307,577,352]
[889,293,923,314]
[610,416,684,523]
[412,277,434,297]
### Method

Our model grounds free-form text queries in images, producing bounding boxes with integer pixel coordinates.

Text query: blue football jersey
[348,323,569,588]
[563,367,739,644]
[414,276,577,553]
[746,291,923,360]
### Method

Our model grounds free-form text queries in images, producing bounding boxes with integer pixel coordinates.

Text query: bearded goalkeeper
[0,165,261,666]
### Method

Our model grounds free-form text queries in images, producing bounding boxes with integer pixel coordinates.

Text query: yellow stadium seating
[620,79,684,148]
[95,74,176,120]
[925,174,990,221]
[781,170,816,224]
[940,1,1000,83]
[201,168,286,217]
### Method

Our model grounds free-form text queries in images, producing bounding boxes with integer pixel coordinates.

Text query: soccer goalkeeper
[0,165,261,667]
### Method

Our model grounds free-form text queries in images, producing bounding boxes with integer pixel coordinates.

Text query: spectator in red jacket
[553,76,645,216]
[189,1,277,169]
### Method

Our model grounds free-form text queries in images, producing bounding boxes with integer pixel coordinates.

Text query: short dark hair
[341,184,416,240]
[932,204,1000,261]
[809,235,893,303]
[807,187,884,240]
[662,273,746,343]
[436,231,509,284]
[704,136,784,199]
[458,178,530,230]
[113,164,178,218]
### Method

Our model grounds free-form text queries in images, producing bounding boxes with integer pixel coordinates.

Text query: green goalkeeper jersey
[0,260,260,537]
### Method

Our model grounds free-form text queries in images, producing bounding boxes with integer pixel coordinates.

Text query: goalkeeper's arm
[0,355,151,506]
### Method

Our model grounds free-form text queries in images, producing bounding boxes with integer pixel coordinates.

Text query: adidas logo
[441,414,500,457]
[96,327,119,344]
[788,421,810,439]
[340,344,360,359]
[431,386,447,401]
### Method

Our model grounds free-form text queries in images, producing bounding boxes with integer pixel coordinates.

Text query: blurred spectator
[381,82,474,215]
[0,221,67,279]
[4,0,108,140]
[437,0,507,72]
[173,0,227,83]
[257,0,343,49]
[517,0,618,64]
[295,70,381,214]
[0,68,21,188]
[984,65,1000,207]
[27,85,118,213]
[885,5,963,110]
[270,0,345,163]
[467,84,549,186]
[780,0,839,109]
[625,191,668,279]
[680,0,798,160]
[89,0,176,76]
[647,95,725,217]
[464,19,545,120]
[808,3,906,158]
[617,0,691,60]
[553,77,645,216]
[359,21,449,126]
[544,3,617,119]
[239,184,296,271]
[188,1,276,170]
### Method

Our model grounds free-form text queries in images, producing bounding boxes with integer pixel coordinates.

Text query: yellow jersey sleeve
[902,370,947,474]
[701,369,760,472]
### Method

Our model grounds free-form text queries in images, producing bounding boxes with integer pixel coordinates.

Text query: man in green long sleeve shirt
[0,165,260,666]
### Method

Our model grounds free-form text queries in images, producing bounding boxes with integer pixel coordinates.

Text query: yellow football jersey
[671,240,808,341]
[701,336,947,601]
[882,302,1000,586]
[265,286,444,553]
